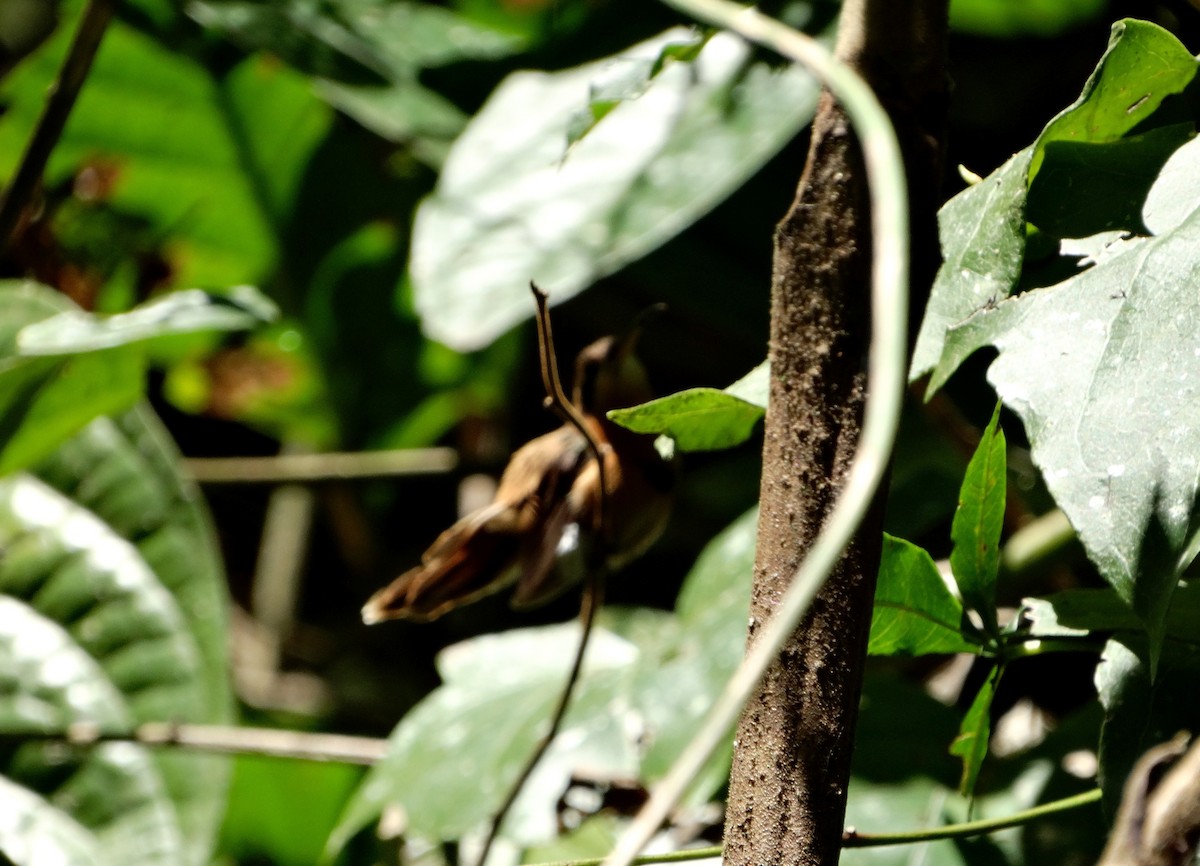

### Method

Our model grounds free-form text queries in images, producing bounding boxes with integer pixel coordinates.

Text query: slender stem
[0,722,389,765]
[184,448,458,484]
[530,282,609,532]
[603,3,908,865]
[843,788,1103,847]
[0,0,116,251]
[476,286,613,866]
[522,789,1103,866]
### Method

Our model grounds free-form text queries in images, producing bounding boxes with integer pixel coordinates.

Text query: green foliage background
[2,0,1200,865]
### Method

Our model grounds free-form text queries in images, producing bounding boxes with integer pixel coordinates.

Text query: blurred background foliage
[1,0,1198,863]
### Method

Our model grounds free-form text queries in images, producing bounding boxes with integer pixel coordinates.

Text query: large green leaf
[870,535,982,657]
[930,194,1200,668]
[189,0,524,146]
[326,624,640,855]
[910,149,1033,379]
[0,406,232,866]
[328,507,758,858]
[632,506,755,793]
[0,441,230,863]
[410,30,820,349]
[0,19,330,288]
[913,21,1200,671]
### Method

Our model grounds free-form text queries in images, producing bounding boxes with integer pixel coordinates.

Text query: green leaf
[608,361,768,451]
[328,507,758,858]
[0,283,144,475]
[221,757,363,866]
[608,388,763,452]
[870,535,983,657]
[633,507,755,795]
[930,198,1200,669]
[410,29,820,349]
[6,406,234,864]
[327,624,640,856]
[0,25,330,287]
[1020,583,1200,642]
[910,148,1033,381]
[914,20,1199,384]
[1026,123,1196,238]
[17,287,278,355]
[950,665,1003,798]
[0,416,232,864]
[190,0,523,146]
[190,0,526,77]
[1029,20,1198,183]
[0,776,109,866]
[949,403,1006,637]
[34,409,234,725]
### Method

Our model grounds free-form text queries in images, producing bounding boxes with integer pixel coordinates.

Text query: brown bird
[362,319,675,623]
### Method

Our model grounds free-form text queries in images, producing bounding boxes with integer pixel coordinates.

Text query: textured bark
[721,4,950,866]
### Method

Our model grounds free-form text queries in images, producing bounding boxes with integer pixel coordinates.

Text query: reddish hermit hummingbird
[361,306,675,623]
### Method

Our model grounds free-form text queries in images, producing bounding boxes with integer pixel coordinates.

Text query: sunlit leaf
[17,287,277,355]
[608,362,767,451]
[914,21,1200,671]
[0,446,231,863]
[0,283,143,475]
[410,29,820,350]
[326,624,640,855]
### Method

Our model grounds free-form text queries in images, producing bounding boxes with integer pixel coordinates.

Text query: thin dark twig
[0,0,117,252]
[530,282,610,533]
[0,721,388,764]
[475,284,613,866]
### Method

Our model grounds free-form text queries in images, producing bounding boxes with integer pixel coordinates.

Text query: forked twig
[475,283,613,866]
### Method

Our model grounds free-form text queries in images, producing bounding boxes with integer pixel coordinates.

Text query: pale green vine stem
[601,3,909,866]
[528,788,1103,866]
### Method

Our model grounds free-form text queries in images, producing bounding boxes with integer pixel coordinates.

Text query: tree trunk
[722,3,950,866]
